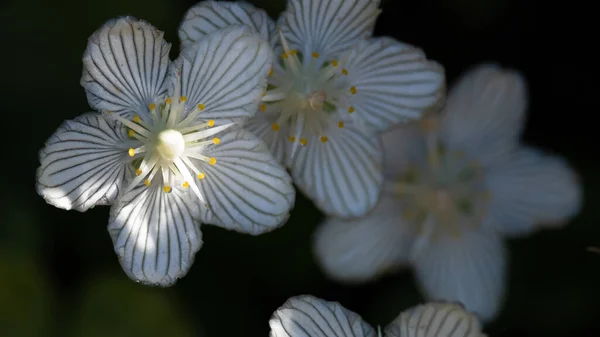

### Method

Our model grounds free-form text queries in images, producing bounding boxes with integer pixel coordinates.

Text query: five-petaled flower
[313,64,582,321]
[269,295,486,337]
[179,0,445,218]
[36,17,295,286]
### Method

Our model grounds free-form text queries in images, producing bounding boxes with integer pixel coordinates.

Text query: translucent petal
[483,147,582,237]
[440,64,527,166]
[381,122,428,180]
[288,123,383,218]
[344,37,445,131]
[386,302,486,337]
[243,111,288,164]
[108,184,202,286]
[179,1,275,50]
[174,25,272,124]
[36,113,130,211]
[192,127,295,235]
[278,0,380,56]
[269,295,376,337]
[81,17,171,117]
[412,229,506,322]
[314,194,414,283]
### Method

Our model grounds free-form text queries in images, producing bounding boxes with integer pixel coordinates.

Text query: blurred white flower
[179,0,444,218]
[314,64,582,321]
[269,295,486,337]
[37,17,295,286]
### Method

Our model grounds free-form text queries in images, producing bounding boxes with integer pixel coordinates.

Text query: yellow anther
[144,179,151,186]
[288,136,296,142]
[342,69,348,75]
[320,136,328,143]
[207,120,215,127]
[198,103,205,111]
[165,97,172,104]
[180,96,187,102]
[135,169,142,176]
[133,115,141,123]
[213,137,220,144]
[299,138,307,146]
[260,104,267,112]
[128,148,135,157]
[209,157,217,165]
[312,52,319,58]
[290,50,297,56]
[331,60,338,67]
[272,123,280,131]
[347,106,354,113]
[268,68,273,76]
[338,121,345,128]
[148,103,156,110]
[261,92,266,97]
[281,52,288,59]
[128,129,135,137]
[350,86,357,95]
[163,185,172,193]
[182,181,189,188]
[197,172,206,180]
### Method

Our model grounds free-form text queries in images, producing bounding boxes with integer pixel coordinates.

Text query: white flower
[36,17,295,286]
[179,0,444,218]
[313,64,582,320]
[269,295,486,337]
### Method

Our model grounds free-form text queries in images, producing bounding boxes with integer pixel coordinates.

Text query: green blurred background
[0,0,597,336]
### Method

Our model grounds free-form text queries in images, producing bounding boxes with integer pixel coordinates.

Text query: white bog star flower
[36,17,295,286]
[179,0,444,218]
[269,295,486,337]
[313,64,582,321]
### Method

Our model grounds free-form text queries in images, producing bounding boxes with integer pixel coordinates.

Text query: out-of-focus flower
[314,64,582,321]
[179,0,444,218]
[269,295,485,337]
[36,17,295,286]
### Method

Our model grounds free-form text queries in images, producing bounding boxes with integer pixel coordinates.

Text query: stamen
[128,130,135,137]
[278,29,300,74]
[272,123,280,131]
[320,136,328,143]
[135,169,142,176]
[260,104,267,112]
[347,106,354,113]
[209,157,216,165]
[288,136,296,142]
[299,138,307,146]
[349,86,357,95]
[198,172,205,179]
[103,112,150,137]
[163,185,172,193]
[331,60,338,67]
[182,181,189,188]
[312,52,319,59]
[338,121,344,128]
[342,69,349,76]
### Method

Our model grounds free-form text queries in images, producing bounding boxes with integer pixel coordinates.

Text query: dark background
[1,0,598,336]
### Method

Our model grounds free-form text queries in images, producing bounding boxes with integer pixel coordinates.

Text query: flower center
[156,129,185,162]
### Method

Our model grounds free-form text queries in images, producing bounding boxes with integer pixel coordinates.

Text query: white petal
[386,302,485,337]
[36,113,130,211]
[344,37,445,131]
[314,193,414,283]
[174,26,272,124]
[193,127,295,235]
[81,17,171,117]
[278,0,380,56]
[483,147,582,237]
[381,122,428,180]
[179,1,275,50]
[108,184,202,286]
[412,229,506,322]
[269,295,376,337]
[289,123,383,218]
[243,111,288,164]
[440,64,527,166]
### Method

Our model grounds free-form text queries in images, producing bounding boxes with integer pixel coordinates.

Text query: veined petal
[193,127,295,235]
[279,0,380,56]
[81,17,171,117]
[289,123,383,218]
[108,184,202,286]
[174,25,272,124]
[483,147,582,237]
[179,1,275,50]
[344,37,445,131]
[381,122,428,180]
[243,112,288,164]
[269,295,376,337]
[440,64,527,166]
[36,113,130,211]
[313,194,415,283]
[411,229,506,322]
[385,302,485,337]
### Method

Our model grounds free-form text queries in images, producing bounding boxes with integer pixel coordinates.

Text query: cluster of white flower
[36,0,581,333]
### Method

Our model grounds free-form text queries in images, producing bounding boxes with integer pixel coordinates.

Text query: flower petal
[174,26,272,124]
[288,123,383,218]
[179,1,275,50]
[385,302,485,337]
[81,17,171,117]
[381,122,428,180]
[278,0,380,56]
[36,113,130,211]
[243,111,288,165]
[484,147,581,237]
[108,184,202,286]
[440,64,527,166]
[192,127,295,235]
[411,229,506,322]
[313,193,414,283]
[269,295,376,337]
[344,37,445,131]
